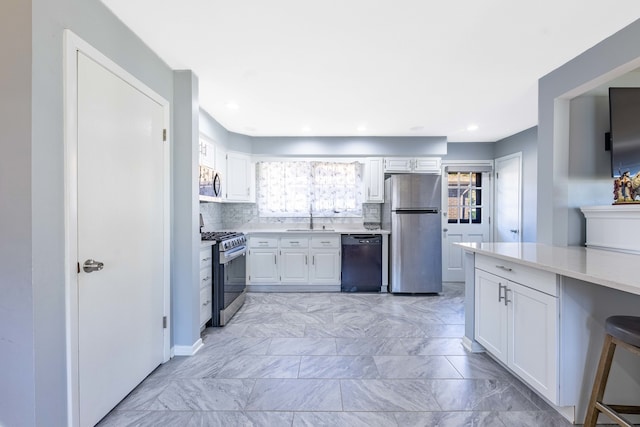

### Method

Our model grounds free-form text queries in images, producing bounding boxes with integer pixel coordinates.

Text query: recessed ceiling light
[467,124,479,131]
[226,102,239,110]
[357,125,367,132]
[410,126,425,132]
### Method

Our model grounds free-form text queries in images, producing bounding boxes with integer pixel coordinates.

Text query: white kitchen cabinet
[364,157,384,203]
[225,151,254,202]
[279,249,309,283]
[310,236,341,284]
[247,237,279,284]
[414,157,442,172]
[310,250,340,283]
[199,137,215,168]
[199,244,214,328]
[474,255,559,403]
[279,237,309,283]
[474,269,508,364]
[384,157,413,172]
[246,233,341,290]
[508,280,558,402]
[214,144,226,200]
[384,157,441,174]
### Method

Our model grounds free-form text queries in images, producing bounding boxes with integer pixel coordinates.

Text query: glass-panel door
[443,169,492,282]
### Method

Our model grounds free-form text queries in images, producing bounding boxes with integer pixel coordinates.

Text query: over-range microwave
[199,164,222,201]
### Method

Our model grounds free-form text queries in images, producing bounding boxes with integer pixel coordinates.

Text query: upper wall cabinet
[226,151,255,203]
[199,138,216,168]
[384,157,442,174]
[364,157,384,203]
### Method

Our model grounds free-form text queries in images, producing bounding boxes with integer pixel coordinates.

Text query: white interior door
[494,153,522,242]
[76,51,166,426]
[442,168,492,282]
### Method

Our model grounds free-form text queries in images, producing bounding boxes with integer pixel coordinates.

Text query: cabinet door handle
[312,255,315,265]
[305,255,308,265]
[495,265,513,272]
[498,283,506,303]
[274,254,277,264]
[505,287,512,306]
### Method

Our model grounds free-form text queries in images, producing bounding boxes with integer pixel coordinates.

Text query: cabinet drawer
[200,245,213,268]
[476,254,557,296]
[311,235,340,248]
[280,237,309,248]
[199,286,212,326]
[200,267,213,290]
[249,236,278,248]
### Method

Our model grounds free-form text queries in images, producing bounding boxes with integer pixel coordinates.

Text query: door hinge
[162,316,167,329]
[162,129,167,141]
[77,262,80,274]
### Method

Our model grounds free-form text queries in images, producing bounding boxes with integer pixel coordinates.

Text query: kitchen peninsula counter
[456,242,640,296]
[456,241,640,424]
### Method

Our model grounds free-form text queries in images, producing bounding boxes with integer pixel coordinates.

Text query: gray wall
[172,71,201,349]
[444,142,494,161]
[567,96,611,245]
[495,127,538,242]
[199,109,230,147]
[1,1,35,425]
[3,0,174,424]
[249,136,447,157]
[537,18,640,245]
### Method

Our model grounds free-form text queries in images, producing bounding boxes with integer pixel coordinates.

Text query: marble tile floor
[99,283,573,426]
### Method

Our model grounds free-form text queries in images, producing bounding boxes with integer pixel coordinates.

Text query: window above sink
[257,161,363,218]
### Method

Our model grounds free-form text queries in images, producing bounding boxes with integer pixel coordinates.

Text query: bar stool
[584,316,640,427]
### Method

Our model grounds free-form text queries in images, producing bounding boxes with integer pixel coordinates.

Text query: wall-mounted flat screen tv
[609,87,640,177]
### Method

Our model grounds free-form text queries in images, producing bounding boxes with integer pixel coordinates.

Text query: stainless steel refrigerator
[382,174,442,293]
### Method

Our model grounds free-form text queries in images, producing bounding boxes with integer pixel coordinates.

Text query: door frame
[63,30,171,427]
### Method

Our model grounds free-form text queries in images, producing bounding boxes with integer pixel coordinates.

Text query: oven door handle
[221,246,247,264]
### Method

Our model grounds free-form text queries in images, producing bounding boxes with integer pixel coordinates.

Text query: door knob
[443,228,448,232]
[510,229,519,234]
[83,259,104,273]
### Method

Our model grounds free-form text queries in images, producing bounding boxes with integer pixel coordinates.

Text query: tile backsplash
[199,202,381,231]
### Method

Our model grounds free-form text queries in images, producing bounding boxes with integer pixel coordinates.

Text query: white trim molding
[581,204,640,254]
[173,339,204,356]
[63,30,171,427]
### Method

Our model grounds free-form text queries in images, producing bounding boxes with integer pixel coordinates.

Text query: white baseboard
[462,336,485,353]
[172,338,203,356]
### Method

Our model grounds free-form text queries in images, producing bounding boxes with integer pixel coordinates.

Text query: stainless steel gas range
[201,231,247,326]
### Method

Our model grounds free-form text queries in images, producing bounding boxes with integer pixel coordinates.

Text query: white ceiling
[100,1,640,142]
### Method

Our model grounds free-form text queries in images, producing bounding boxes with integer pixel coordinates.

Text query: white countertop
[245,228,390,235]
[456,242,640,296]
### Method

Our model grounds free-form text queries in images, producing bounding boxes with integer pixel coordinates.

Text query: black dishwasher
[341,234,382,292]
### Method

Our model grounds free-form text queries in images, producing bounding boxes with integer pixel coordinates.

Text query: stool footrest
[595,402,635,427]
[607,404,640,414]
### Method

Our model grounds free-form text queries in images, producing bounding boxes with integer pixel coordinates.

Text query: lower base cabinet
[248,234,340,290]
[474,255,559,403]
[199,244,214,328]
